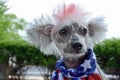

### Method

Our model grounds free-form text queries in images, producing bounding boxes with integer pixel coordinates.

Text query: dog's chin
[63,52,86,68]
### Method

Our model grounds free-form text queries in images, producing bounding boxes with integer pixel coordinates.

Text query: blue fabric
[52,49,97,80]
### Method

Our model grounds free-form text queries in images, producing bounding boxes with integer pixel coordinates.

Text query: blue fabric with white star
[51,49,97,80]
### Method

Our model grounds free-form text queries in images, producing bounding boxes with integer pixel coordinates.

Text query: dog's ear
[26,22,55,54]
[87,16,107,43]
[27,23,53,46]
[44,24,53,35]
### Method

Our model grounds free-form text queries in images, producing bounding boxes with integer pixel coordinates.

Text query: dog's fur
[26,4,108,80]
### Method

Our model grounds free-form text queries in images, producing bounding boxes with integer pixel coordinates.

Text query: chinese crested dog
[27,4,108,80]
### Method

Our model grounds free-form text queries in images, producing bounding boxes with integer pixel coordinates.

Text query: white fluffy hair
[26,18,107,57]
[26,4,107,57]
[86,16,107,48]
[26,16,62,56]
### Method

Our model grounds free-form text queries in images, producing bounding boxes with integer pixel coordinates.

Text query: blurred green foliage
[0,40,57,67]
[0,0,56,69]
[94,38,120,69]
[0,1,26,41]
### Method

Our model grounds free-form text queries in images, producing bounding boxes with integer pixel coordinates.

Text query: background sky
[7,0,120,38]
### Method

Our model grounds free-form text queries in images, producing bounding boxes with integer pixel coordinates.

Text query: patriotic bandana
[52,49,102,80]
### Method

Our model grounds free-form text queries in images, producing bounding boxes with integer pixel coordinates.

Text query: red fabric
[63,76,68,80]
[81,74,102,80]
[61,73,102,80]
[55,69,102,80]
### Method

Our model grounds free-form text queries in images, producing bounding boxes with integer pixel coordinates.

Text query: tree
[0,1,56,79]
[0,0,27,65]
[0,40,57,79]
[94,38,120,79]
[0,1,26,41]
[0,1,27,79]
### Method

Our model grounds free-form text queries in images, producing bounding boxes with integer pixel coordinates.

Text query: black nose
[72,42,82,50]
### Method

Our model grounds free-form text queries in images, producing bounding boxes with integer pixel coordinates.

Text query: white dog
[27,4,108,80]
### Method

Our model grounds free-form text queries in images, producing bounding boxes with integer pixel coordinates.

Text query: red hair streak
[54,4,88,22]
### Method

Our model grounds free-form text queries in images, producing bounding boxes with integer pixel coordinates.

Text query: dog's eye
[59,26,69,36]
[82,28,87,34]
[59,28,68,36]
[78,27,87,36]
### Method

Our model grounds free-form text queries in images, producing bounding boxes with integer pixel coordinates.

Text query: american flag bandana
[51,49,102,80]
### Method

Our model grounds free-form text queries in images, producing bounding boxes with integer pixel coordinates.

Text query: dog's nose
[72,42,82,50]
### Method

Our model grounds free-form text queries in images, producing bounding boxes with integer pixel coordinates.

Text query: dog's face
[27,16,107,57]
[51,21,89,58]
[27,4,107,58]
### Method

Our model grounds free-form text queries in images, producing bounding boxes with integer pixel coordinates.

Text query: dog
[27,4,108,80]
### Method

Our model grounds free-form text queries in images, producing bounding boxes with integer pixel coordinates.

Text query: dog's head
[27,4,107,58]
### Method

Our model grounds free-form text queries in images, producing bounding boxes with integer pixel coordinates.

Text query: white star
[81,60,92,72]
[58,72,64,80]
[93,52,96,59]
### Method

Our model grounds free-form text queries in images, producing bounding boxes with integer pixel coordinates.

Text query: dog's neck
[63,53,87,68]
